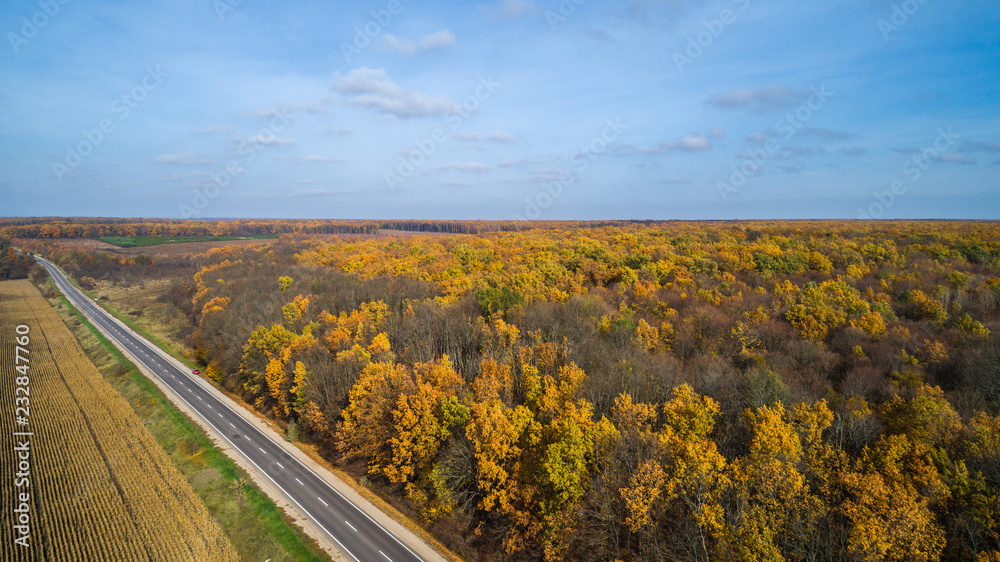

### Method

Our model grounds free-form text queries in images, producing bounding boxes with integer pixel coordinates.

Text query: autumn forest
[6,219,1000,562]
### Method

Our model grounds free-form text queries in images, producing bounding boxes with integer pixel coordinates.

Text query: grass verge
[46,283,331,562]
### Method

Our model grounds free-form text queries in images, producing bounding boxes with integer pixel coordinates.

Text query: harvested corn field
[0,280,238,561]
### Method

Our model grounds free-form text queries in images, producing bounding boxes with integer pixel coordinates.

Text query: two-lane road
[36,256,424,562]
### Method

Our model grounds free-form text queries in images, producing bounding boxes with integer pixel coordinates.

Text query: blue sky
[1,0,998,220]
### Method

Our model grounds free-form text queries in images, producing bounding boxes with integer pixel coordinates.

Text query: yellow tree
[881,384,962,446]
[386,356,470,521]
[660,385,729,557]
[240,323,296,408]
[720,404,824,561]
[840,434,948,561]
[472,358,513,406]
[265,357,287,417]
[466,398,541,552]
[337,361,415,474]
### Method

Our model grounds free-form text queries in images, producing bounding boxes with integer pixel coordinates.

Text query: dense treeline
[34,220,1000,561]
[0,236,37,280]
[1,218,381,238]
[377,219,630,234]
[3,217,703,239]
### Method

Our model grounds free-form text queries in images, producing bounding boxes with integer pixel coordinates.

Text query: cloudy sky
[1,0,998,220]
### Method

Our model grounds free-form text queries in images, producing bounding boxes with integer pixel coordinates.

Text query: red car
[192,369,201,375]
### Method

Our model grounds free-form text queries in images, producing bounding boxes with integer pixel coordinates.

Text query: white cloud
[498,157,536,168]
[246,135,294,146]
[333,67,458,118]
[254,107,297,120]
[960,140,1000,152]
[781,145,826,157]
[529,168,573,183]
[937,152,976,164]
[481,0,540,19]
[634,133,713,154]
[300,155,342,163]
[439,161,490,172]
[155,153,214,165]
[456,130,517,143]
[384,29,457,56]
[800,127,853,140]
[487,131,517,143]
[896,148,977,164]
[707,85,810,112]
[709,127,725,139]
[671,134,712,151]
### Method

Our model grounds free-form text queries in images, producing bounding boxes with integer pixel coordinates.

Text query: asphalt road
[36,256,424,562]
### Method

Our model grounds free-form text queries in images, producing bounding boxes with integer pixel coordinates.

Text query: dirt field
[0,280,238,561]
